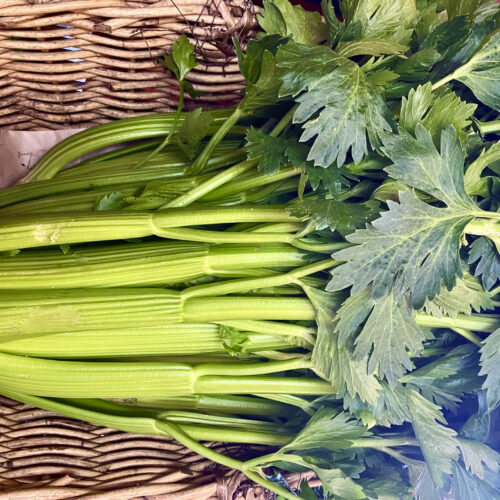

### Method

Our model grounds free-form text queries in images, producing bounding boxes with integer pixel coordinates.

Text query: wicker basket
[0,0,258,130]
[0,397,318,499]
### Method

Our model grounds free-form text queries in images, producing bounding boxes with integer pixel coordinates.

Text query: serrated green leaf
[421,16,470,59]
[328,190,474,308]
[240,50,283,113]
[422,274,494,318]
[399,83,434,134]
[335,288,375,346]
[235,34,285,84]
[258,1,287,39]
[341,0,418,45]
[400,84,477,146]
[160,34,197,82]
[177,108,213,160]
[277,43,343,97]
[95,191,125,211]
[431,17,496,82]
[394,48,441,78]
[464,141,500,196]
[422,91,477,146]
[234,35,286,113]
[313,466,366,499]
[468,236,500,291]
[406,388,459,486]
[245,127,290,174]
[365,68,399,88]
[337,38,408,58]
[413,464,442,500]
[328,126,480,306]
[171,34,196,81]
[258,0,328,46]
[304,285,382,403]
[321,0,342,45]
[452,461,500,500]
[458,439,500,479]
[305,164,353,198]
[354,293,430,386]
[277,43,393,167]
[281,407,367,453]
[451,30,500,110]
[383,125,477,210]
[479,328,500,410]
[289,198,379,236]
[402,344,481,410]
[344,380,411,427]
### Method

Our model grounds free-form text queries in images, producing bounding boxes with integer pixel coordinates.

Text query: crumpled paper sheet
[0,129,84,189]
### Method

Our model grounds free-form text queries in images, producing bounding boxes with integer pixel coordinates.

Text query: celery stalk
[0,354,333,398]
[22,108,236,182]
[0,242,307,288]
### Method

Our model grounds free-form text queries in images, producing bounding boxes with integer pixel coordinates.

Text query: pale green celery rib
[111,394,288,416]
[23,108,235,182]
[0,353,333,398]
[0,174,213,216]
[159,411,280,432]
[0,328,300,358]
[0,288,315,340]
[58,141,244,179]
[0,241,307,288]
[0,149,243,209]
[201,167,302,202]
[0,390,293,446]
[0,205,299,251]
[0,184,141,216]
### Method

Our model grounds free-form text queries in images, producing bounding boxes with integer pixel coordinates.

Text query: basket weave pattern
[0,398,318,499]
[0,397,224,499]
[0,0,257,130]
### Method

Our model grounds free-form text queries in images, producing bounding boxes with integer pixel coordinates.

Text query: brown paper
[0,128,84,189]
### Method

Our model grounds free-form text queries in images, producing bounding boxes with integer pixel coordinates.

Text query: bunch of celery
[2,2,500,498]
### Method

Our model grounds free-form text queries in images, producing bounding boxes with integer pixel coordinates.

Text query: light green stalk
[0,205,301,251]
[0,242,307,288]
[0,149,243,209]
[22,108,235,182]
[0,326,303,359]
[112,394,289,416]
[0,354,333,398]
[0,288,315,341]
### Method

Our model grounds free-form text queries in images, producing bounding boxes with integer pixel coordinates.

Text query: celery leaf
[329,126,477,308]
[340,0,418,45]
[289,198,379,236]
[354,293,430,386]
[479,328,500,410]
[177,108,213,160]
[422,275,494,318]
[277,43,393,167]
[451,30,500,110]
[281,407,368,453]
[458,438,500,479]
[407,388,460,486]
[303,285,381,403]
[258,0,328,46]
[468,236,500,291]
[235,35,287,113]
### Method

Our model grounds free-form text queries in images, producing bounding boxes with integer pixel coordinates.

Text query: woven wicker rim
[0,0,259,130]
